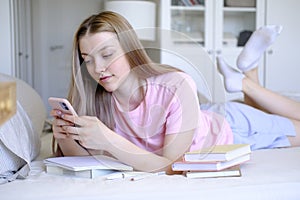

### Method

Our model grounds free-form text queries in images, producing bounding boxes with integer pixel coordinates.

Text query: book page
[44,155,133,171]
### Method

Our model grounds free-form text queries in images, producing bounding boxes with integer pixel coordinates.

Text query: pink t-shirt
[112,72,233,154]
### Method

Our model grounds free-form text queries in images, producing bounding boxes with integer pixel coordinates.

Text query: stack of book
[44,155,133,179]
[172,144,251,178]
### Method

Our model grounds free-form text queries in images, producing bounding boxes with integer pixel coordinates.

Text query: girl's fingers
[52,126,69,139]
[61,114,83,127]
[50,109,78,125]
[53,125,68,133]
[53,117,75,127]
[53,132,67,139]
[50,109,64,118]
[61,125,81,136]
[52,118,75,139]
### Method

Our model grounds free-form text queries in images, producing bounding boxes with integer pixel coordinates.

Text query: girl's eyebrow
[81,45,114,57]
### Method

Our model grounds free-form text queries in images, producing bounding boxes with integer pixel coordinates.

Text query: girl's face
[79,32,131,92]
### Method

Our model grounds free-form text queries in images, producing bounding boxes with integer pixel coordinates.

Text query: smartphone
[48,97,78,116]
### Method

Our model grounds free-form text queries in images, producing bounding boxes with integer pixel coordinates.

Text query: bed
[1,74,300,200]
[1,133,300,200]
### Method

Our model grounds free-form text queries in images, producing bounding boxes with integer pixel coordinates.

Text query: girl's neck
[113,72,146,111]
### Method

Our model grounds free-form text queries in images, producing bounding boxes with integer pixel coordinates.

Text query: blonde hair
[68,11,179,129]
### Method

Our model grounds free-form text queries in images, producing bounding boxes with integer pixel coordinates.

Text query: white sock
[217,56,244,93]
[237,25,283,72]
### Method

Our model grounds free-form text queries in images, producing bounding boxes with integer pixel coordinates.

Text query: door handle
[267,49,273,55]
[50,45,64,51]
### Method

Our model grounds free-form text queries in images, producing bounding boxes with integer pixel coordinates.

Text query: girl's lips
[100,75,112,82]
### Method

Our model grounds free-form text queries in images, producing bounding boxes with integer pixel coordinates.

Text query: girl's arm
[60,115,195,174]
[98,128,195,173]
[56,138,90,156]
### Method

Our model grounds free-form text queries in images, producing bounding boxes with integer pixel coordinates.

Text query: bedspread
[1,133,300,200]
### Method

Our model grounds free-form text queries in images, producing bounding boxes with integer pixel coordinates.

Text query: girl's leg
[237,25,282,109]
[236,24,299,119]
[217,56,300,121]
[222,101,299,149]
[241,67,260,109]
[242,77,300,121]
[242,82,300,147]
[218,60,300,147]
[216,56,261,110]
[218,25,300,147]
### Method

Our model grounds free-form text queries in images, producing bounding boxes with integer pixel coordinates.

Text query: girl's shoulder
[149,71,193,84]
[148,71,196,90]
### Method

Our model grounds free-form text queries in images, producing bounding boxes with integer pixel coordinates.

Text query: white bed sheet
[1,133,300,200]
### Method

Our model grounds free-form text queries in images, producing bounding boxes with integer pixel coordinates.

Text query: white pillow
[0,74,46,183]
[0,101,40,183]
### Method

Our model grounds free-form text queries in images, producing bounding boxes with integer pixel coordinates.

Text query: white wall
[0,0,13,75]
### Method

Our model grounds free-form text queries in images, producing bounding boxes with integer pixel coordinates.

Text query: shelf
[223,7,256,12]
[171,31,204,44]
[171,7,205,36]
[171,5,205,11]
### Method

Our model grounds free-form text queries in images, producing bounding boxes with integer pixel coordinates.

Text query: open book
[44,155,133,178]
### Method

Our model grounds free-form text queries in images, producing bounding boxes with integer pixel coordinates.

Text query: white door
[31,0,102,114]
[12,0,33,85]
[265,0,300,97]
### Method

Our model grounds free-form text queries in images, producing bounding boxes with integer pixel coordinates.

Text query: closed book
[44,155,133,172]
[185,165,241,179]
[172,153,250,171]
[45,164,116,179]
[184,144,251,162]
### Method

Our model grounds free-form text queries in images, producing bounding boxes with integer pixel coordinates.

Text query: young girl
[50,11,300,174]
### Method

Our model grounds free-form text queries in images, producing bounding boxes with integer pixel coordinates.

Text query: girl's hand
[50,109,75,139]
[59,114,111,150]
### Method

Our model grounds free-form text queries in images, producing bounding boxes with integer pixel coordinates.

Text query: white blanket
[1,133,300,200]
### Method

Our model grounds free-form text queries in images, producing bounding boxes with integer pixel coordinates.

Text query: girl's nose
[94,61,106,74]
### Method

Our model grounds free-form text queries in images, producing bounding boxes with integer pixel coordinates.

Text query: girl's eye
[102,53,113,58]
[84,59,94,65]
[102,49,115,58]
